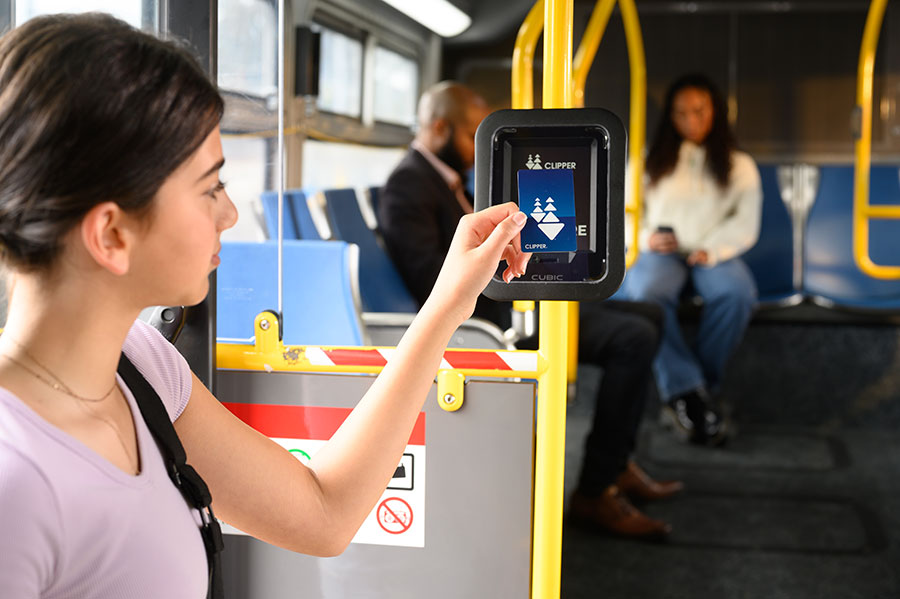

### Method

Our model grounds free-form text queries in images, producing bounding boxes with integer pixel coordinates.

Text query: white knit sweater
[631,141,762,267]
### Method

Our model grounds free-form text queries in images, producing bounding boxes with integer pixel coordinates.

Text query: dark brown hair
[645,73,735,189]
[0,13,224,271]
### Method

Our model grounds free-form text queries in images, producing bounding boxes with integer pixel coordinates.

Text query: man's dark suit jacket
[377,148,510,328]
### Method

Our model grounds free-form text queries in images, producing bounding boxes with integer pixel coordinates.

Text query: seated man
[378,81,682,540]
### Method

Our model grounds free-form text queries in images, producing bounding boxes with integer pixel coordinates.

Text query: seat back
[366,186,381,218]
[803,165,900,308]
[322,188,419,313]
[217,240,366,346]
[741,164,798,305]
[285,190,326,240]
[260,191,300,240]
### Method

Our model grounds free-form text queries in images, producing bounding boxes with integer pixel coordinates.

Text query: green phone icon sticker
[289,448,312,461]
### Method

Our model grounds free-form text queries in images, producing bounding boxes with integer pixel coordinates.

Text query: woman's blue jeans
[616,252,757,402]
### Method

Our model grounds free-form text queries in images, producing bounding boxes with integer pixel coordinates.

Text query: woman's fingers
[501,241,531,283]
[461,203,521,249]
[479,210,527,258]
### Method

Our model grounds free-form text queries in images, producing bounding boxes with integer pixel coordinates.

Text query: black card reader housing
[474,108,626,301]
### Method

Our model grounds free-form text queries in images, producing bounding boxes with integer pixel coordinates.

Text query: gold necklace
[6,338,117,403]
[1,352,138,475]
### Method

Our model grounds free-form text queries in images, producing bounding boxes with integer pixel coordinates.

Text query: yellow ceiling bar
[853,0,899,278]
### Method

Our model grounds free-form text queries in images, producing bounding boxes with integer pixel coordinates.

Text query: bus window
[373,46,418,127]
[15,0,149,29]
[318,26,364,119]
[301,139,404,192]
[217,0,277,242]
[217,0,277,99]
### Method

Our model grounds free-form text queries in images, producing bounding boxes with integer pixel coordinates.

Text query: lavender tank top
[0,319,208,598]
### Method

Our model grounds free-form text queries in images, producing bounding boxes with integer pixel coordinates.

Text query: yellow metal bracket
[853,0,900,279]
[436,370,465,412]
[254,310,282,358]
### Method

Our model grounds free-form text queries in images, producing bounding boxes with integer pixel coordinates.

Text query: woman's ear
[79,201,136,276]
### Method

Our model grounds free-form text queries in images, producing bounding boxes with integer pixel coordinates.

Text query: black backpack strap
[117,354,224,599]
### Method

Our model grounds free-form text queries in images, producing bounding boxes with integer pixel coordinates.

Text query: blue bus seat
[741,163,800,307]
[216,240,366,346]
[260,190,300,240]
[287,190,327,240]
[322,188,419,313]
[366,186,381,218]
[803,165,900,311]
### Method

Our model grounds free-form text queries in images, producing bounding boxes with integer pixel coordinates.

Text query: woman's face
[671,87,714,145]
[131,126,238,307]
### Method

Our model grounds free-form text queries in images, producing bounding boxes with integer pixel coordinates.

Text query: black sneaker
[663,389,728,447]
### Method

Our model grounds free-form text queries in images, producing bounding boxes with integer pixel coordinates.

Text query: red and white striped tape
[304,347,538,373]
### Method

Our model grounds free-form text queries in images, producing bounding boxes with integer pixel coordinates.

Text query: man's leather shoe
[616,460,684,502]
[569,486,671,541]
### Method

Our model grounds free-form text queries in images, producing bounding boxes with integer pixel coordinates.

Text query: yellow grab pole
[512,1,544,316]
[620,0,647,270]
[572,0,616,108]
[566,0,619,384]
[512,0,545,111]
[566,301,579,384]
[853,0,900,278]
[533,1,573,598]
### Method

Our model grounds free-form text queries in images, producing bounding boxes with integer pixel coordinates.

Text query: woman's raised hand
[425,203,531,325]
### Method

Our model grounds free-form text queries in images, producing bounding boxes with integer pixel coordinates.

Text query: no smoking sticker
[377,497,413,535]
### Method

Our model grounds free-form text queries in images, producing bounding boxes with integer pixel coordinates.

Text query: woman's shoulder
[730,149,759,172]
[730,150,762,186]
[0,438,62,560]
[122,319,193,422]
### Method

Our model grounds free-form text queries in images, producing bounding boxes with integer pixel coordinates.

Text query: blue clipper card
[516,168,578,252]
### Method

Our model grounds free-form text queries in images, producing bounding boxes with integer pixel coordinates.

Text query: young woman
[0,14,529,598]
[620,73,761,446]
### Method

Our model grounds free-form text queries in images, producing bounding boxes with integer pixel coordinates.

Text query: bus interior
[3,0,900,597]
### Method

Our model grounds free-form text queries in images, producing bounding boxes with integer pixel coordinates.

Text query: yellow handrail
[853,0,899,279]
[572,0,646,270]
[619,0,647,271]
[572,0,615,109]
[511,1,545,317]
[532,4,573,599]
[512,0,545,111]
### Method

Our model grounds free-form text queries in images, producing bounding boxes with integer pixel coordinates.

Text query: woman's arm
[697,154,762,265]
[175,204,529,556]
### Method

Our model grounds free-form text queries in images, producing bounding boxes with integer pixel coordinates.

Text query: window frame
[307,5,428,147]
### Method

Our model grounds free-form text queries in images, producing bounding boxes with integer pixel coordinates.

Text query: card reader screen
[517,168,577,252]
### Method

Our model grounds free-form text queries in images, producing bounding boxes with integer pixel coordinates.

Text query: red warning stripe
[442,350,512,371]
[325,348,388,367]
[223,403,426,445]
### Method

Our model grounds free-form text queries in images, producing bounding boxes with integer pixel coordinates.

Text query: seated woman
[620,73,761,446]
[0,14,531,598]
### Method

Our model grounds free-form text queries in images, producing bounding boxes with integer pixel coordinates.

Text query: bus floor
[561,321,900,599]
